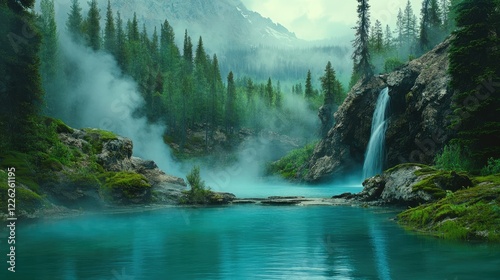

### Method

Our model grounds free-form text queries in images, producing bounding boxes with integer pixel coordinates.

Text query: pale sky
[240,0,423,41]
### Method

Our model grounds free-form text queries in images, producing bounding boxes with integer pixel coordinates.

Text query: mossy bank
[398,174,500,242]
[0,117,187,220]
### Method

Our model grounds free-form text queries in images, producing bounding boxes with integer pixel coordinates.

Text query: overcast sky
[240,0,423,41]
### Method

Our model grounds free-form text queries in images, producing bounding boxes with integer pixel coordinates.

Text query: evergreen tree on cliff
[0,0,44,151]
[449,0,500,167]
[352,0,373,82]
[321,61,337,107]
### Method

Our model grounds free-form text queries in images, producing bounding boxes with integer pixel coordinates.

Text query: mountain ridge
[108,0,301,51]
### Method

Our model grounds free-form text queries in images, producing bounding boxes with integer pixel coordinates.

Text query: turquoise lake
[2,199,500,280]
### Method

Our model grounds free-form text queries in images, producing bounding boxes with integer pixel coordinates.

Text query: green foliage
[448,0,500,167]
[352,0,374,80]
[0,152,40,193]
[181,166,214,205]
[434,143,473,172]
[481,158,500,176]
[398,174,500,241]
[268,142,317,180]
[0,0,44,152]
[0,171,44,215]
[383,57,405,73]
[100,171,151,203]
[66,0,83,41]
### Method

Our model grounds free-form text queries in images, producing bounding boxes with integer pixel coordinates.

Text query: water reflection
[369,219,392,280]
[4,206,500,279]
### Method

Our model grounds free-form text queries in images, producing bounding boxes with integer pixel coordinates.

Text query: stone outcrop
[45,128,188,207]
[333,164,473,207]
[305,39,455,182]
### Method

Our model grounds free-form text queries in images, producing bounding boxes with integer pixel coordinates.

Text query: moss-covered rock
[398,174,500,241]
[100,172,152,204]
[82,128,118,154]
[44,117,74,134]
[352,164,473,206]
[0,171,45,218]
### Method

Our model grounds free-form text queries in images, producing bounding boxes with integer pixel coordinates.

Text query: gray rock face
[52,128,187,206]
[305,39,454,182]
[335,164,473,207]
[97,137,134,171]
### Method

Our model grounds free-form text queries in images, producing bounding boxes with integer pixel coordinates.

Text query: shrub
[481,158,500,175]
[434,143,473,172]
[181,166,213,205]
[383,57,405,73]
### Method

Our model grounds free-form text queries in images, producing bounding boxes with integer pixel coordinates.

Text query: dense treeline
[38,0,345,152]
[0,0,44,153]
[446,0,500,172]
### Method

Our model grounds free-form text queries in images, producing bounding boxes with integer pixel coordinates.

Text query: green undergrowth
[0,171,45,215]
[267,142,317,180]
[100,172,151,203]
[398,173,500,241]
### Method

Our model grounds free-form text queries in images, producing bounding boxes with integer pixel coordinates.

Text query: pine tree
[38,0,59,114]
[420,0,442,53]
[352,0,373,81]
[321,61,337,106]
[395,8,404,48]
[305,70,314,99]
[210,54,223,134]
[448,0,500,166]
[183,30,193,72]
[275,81,282,109]
[160,19,179,72]
[114,12,127,69]
[384,24,393,49]
[373,19,383,52]
[104,0,116,53]
[151,27,159,60]
[85,0,101,51]
[66,0,83,42]
[403,0,418,48]
[225,71,238,133]
[128,13,140,42]
[265,78,274,107]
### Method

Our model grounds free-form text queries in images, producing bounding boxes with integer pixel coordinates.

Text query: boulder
[344,164,473,207]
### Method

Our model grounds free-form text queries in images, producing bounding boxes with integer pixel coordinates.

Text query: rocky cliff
[46,127,188,207]
[305,39,454,182]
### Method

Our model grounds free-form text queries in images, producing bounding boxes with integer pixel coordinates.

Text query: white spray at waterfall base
[362,87,390,179]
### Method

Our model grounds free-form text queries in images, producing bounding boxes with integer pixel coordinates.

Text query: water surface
[2,205,499,279]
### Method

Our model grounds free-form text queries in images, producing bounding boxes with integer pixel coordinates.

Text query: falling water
[362,87,390,179]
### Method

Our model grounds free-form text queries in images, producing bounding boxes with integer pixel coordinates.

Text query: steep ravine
[305,39,454,183]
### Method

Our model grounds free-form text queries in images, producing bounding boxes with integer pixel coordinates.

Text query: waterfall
[362,87,390,179]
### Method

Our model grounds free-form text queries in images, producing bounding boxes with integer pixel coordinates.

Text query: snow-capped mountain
[109,0,301,51]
